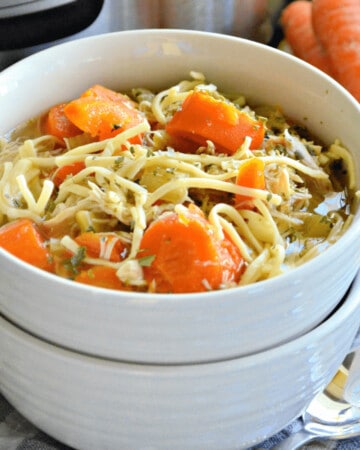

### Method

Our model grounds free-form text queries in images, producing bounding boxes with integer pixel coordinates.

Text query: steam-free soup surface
[0,73,357,293]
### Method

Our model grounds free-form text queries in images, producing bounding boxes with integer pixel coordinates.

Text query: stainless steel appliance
[0,0,286,70]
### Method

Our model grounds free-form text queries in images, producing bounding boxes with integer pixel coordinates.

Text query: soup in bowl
[0,30,359,363]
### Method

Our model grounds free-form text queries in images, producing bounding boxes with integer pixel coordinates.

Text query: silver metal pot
[105,0,286,42]
[158,0,284,42]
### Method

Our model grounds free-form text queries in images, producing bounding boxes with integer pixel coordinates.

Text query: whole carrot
[312,0,360,102]
[280,1,333,75]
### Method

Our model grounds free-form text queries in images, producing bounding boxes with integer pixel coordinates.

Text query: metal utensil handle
[272,429,319,450]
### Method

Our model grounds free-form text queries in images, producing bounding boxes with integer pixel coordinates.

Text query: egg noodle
[0,71,358,291]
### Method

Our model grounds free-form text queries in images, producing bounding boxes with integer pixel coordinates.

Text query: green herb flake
[63,246,86,275]
[112,156,124,171]
[138,254,156,267]
[13,198,25,208]
[45,199,56,214]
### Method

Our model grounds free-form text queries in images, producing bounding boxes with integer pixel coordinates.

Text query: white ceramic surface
[1,273,360,450]
[0,30,359,364]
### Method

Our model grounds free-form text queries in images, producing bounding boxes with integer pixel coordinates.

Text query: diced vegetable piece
[52,161,86,187]
[81,84,137,107]
[74,232,128,262]
[42,103,82,141]
[139,205,244,293]
[0,218,53,271]
[75,265,128,290]
[235,157,266,208]
[64,85,145,142]
[166,91,265,154]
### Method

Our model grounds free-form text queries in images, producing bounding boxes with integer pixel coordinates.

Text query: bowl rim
[2,27,360,106]
[1,269,359,371]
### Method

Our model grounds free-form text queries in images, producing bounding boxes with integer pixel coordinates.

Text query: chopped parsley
[137,254,156,267]
[112,156,124,171]
[63,246,86,275]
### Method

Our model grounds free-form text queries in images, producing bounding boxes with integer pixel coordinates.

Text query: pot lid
[0,0,104,50]
[0,1,75,18]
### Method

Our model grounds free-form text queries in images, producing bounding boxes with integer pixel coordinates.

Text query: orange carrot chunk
[42,103,82,141]
[280,1,333,75]
[64,85,145,142]
[64,98,143,142]
[139,205,245,293]
[75,265,128,290]
[166,91,265,154]
[74,232,128,262]
[0,218,53,272]
[312,0,360,102]
[52,161,86,187]
[80,84,137,108]
[235,157,266,209]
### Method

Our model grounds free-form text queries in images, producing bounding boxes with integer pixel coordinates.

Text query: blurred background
[0,0,288,70]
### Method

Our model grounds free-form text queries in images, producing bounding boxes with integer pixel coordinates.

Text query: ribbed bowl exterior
[1,274,360,449]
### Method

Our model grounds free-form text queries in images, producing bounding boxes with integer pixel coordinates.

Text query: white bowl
[1,272,360,450]
[0,30,359,364]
